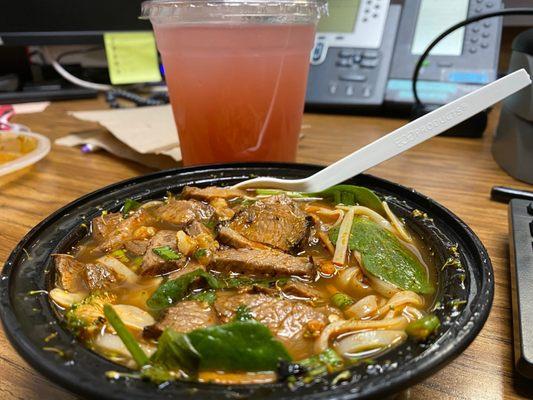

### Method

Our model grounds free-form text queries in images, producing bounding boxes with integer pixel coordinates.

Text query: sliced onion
[111,304,156,332]
[334,329,407,358]
[316,316,409,353]
[382,201,413,243]
[97,256,138,283]
[366,273,400,298]
[332,207,355,266]
[94,333,156,359]
[403,305,425,322]
[49,288,86,308]
[377,290,424,317]
[344,295,381,319]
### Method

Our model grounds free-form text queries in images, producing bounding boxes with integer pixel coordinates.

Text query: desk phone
[306,0,504,111]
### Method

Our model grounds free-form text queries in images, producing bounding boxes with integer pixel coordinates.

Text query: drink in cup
[141,0,326,166]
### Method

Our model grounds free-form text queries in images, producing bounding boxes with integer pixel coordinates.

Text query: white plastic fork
[234,69,531,192]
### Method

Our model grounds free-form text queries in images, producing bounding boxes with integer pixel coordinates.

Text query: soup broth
[50,185,438,385]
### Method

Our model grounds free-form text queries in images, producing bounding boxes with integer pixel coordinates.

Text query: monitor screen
[317,0,360,34]
[0,0,149,45]
[411,0,469,56]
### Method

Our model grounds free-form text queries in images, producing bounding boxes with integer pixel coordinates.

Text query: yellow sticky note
[104,32,162,85]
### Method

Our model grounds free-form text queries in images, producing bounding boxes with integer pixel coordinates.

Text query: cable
[56,46,104,64]
[412,8,533,108]
[43,46,113,91]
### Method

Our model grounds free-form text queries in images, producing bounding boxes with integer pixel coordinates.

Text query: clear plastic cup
[141,0,326,166]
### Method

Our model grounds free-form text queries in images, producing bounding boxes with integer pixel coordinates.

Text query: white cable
[43,46,113,92]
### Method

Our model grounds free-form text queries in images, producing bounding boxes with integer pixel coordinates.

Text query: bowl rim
[0,162,494,399]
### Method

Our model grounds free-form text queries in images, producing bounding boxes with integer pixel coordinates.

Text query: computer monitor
[0,0,149,46]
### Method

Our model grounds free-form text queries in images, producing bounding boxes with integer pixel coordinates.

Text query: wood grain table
[1,97,532,400]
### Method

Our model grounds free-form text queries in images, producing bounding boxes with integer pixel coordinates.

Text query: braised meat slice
[124,239,149,256]
[181,186,245,201]
[140,230,185,276]
[185,220,214,238]
[281,280,325,301]
[95,209,155,253]
[152,300,218,335]
[53,254,87,292]
[210,248,315,278]
[214,292,336,358]
[84,263,118,291]
[154,198,214,228]
[217,226,268,250]
[228,194,311,252]
[91,212,121,243]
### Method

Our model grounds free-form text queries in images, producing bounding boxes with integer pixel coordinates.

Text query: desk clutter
[56,105,181,169]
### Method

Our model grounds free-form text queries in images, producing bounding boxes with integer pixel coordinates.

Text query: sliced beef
[229,194,311,252]
[217,226,268,250]
[182,186,245,201]
[95,209,154,253]
[214,292,336,358]
[281,280,325,301]
[167,261,206,281]
[185,220,214,238]
[210,248,315,278]
[83,263,118,291]
[152,300,218,335]
[154,198,214,228]
[140,230,185,276]
[91,212,122,244]
[53,254,87,292]
[124,239,149,256]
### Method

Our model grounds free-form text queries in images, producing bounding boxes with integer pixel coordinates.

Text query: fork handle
[304,69,531,192]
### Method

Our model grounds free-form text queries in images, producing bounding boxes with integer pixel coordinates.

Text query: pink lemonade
[153,23,316,166]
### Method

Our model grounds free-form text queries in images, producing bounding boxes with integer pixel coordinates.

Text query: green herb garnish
[152,246,182,261]
[110,249,129,263]
[122,198,141,217]
[103,304,149,367]
[330,217,434,294]
[147,269,220,310]
[299,348,344,379]
[193,248,208,259]
[234,305,254,322]
[330,293,355,310]
[405,314,441,341]
[188,290,217,305]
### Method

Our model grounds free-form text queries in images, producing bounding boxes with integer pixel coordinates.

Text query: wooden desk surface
[1,97,532,400]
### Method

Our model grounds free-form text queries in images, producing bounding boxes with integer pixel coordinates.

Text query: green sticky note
[104,32,162,85]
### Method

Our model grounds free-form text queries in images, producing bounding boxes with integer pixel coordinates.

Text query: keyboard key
[336,59,352,67]
[360,59,379,68]
[339,49,356,58]
[339,73,367,82]
[530,221,533,236]
[363,50,379,59]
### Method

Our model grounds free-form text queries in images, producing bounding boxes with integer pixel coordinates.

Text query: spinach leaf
[256,185,385,216]
[149,329,200,378]
[152,246,182,261]
[188,290,217,305]
[187,321,291,371]
[330,217,434,294]
[147,269,220,310]
[122,198,141,217]
[143,321,292,383]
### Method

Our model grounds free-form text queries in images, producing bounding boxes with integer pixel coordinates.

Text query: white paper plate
[0,131,51,176]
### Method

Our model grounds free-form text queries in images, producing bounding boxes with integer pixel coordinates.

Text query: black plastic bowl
[0,163,493,400]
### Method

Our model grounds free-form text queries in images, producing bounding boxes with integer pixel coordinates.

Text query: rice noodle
[334,330,407,358]
[332,207,355,266]
[344,294,382,320]
[366,274,400,298]
[335,205,395,232]
[402,305,425,322]
[335,266,373,298]
[376,291,424,318]
[382,201,413,243]
[316,316,409,353]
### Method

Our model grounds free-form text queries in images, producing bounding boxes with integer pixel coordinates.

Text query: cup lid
[141,0,327,23]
